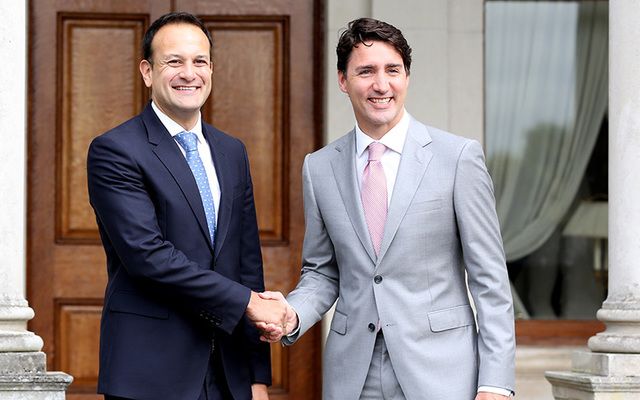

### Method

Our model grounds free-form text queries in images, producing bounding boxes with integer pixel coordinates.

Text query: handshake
[246,291,298,343]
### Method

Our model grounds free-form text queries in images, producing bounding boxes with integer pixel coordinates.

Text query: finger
[257,321,281,332]
[262,323,283,334]
[255,321,268,330]
[260,334,281,343]
[257,291,273,300]
[259,291,285,301]
[258,291,279,300]
[255,321,271,330]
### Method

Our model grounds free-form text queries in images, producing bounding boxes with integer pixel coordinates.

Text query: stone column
[0,1,72,398]
[546,1,640,398]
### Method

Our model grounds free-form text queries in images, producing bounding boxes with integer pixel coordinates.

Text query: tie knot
[367,142,386,162]
[175,131,198,152]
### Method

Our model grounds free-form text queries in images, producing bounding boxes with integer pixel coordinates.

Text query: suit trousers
[104,347,232,400]
[359,332,406,400]
[199,346,233,400]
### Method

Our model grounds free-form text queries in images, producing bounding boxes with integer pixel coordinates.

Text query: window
[484,1,608,343]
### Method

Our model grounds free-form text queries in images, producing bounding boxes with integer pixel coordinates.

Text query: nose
[178,61,196,80]
[372,72,390,93]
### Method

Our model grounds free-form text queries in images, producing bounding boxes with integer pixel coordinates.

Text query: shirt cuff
[285,306,301,339]
[478,386,513,397]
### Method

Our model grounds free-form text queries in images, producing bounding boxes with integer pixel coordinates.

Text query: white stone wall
[0,0,27,301]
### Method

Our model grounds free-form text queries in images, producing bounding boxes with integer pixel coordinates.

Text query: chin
[176,100,205,110]
[370,116,395,126]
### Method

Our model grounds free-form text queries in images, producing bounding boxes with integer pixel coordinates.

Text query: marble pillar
[0,1,72,398]
[545,1,640,398]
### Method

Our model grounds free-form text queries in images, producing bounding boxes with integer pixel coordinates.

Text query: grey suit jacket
[285,117,515,400]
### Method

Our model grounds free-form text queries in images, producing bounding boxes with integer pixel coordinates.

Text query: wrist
[247,291,259,312]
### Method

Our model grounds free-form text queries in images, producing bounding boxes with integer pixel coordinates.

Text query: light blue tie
[174,132,216,246]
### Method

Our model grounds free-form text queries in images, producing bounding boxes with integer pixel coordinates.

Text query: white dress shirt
[355,109,410,204]
[151,101,221,223]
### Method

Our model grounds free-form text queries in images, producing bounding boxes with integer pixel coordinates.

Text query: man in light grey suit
[260,18,515,400]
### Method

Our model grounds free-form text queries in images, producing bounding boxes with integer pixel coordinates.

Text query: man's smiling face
[140,22,212,130]
[338,40,409,139]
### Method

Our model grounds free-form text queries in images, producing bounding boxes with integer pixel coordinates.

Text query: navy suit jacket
[87,103,270,400]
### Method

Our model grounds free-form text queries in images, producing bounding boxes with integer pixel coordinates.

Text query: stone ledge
[572,351,640,377]
[0,372,73,391]
[0,352,46,374]
[546,371,640,398]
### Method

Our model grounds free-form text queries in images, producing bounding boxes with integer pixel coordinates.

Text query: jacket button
[374,275,383,284]
[368,323,376,332]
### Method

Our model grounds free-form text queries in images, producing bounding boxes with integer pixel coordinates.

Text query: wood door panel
[57,14,147,243]
[53,246,106,298]
[56,302,103,392]
[29,1,323,399]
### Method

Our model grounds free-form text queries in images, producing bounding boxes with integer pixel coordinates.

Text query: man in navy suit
[87,12,286,400]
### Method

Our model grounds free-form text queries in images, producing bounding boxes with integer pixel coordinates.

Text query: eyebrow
[354,63,403,72]
[354,65,375,72]
[162,54,209,59]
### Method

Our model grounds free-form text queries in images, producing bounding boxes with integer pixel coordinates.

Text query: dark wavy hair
[336,18,412,75]
[142,12,213,63]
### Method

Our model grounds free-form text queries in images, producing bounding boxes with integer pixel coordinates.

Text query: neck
[357,110,405,140]
[152,102,199,131]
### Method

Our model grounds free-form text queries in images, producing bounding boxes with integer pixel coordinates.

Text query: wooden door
[28,1,323,399]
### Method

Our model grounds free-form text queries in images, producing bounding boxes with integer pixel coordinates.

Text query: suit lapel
[377,118,433,261]
[330,131,377,264]
[143,105,214,253]
[204,126,232,259]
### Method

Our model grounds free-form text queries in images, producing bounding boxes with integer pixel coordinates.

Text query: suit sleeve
[452,140,516,391]
[235,142,272,385]
[283,154,340,344]
[87,134,251,335]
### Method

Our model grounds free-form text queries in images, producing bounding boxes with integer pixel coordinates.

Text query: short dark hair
[142,12,213,63]
[336,18,412,75]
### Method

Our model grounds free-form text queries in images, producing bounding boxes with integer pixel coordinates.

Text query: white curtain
[485,1,608,262]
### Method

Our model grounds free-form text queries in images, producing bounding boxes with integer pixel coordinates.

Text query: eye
[388,68,400,75]
[194,59,210,67]
[166,59,182,67]
[358,69,373,76]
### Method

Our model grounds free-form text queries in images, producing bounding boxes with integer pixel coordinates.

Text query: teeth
[370,98,391,103]
[175,86,196,91]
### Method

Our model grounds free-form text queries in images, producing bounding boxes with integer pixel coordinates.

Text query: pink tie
[361,142,388,256]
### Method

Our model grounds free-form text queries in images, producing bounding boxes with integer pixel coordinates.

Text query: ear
[338,70,348,94]
[139,59,153,88]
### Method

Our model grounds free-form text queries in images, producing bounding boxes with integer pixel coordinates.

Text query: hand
[255,291,298,342]
[251,383,269,400]
[475,392,510,400]
[255,321,284,343]
[246,291,288,329]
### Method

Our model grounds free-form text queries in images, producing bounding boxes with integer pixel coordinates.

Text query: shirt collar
[355,109,410,157]
[151,101,204,142]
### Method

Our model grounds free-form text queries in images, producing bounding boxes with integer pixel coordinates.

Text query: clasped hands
[246,291,298,342]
